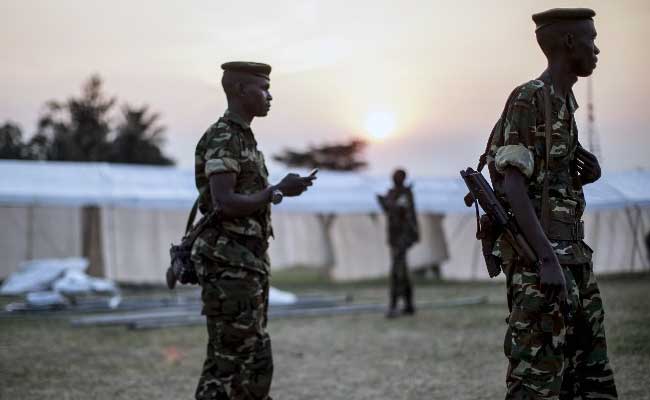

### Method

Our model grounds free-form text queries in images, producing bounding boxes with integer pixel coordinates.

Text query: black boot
[402,286,415,316]
[386,292,399,319]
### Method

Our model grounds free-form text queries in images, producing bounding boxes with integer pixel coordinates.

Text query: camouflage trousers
[389,243,414,309]
[503,259,617,399]
[194,259,273,400]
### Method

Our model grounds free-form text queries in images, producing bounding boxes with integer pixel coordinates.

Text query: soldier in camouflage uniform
[192,62,315,400]
[486,9,617,399]
[377,169,419,318]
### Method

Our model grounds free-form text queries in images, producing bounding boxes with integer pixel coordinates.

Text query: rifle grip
[463,192,475,207]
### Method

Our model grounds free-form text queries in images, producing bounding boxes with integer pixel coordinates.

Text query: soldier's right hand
[539,254,568,304]
[276,173,314,197]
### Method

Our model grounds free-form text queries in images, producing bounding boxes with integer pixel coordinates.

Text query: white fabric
[100,207,187,283]
[268,287,297,305]
[52,269,118,295]
[2,160,648,213]
[0,257,88,295]
[268,213,332,270]
[0,206,81,279]
[329,213,449,281]
[0,160,648,282]
[441,206,650,281]
[0,206,29,278]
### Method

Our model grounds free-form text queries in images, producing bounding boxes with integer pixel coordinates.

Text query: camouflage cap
[221,61,271,79]
[532,8,596,31]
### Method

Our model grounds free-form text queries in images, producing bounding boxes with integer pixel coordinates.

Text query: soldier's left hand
[575,146,601,184]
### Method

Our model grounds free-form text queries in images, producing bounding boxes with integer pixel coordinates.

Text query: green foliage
[273,138,367,171]
[0,75,175,165]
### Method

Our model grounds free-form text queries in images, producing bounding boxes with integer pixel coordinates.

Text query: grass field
[1,273,649,400]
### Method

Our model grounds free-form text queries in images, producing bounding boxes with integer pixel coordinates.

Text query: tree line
[1,74,370,171]
[0,75,174,165]
[273,139,367,171]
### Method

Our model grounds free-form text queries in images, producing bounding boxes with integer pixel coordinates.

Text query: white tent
[0,160,648,283]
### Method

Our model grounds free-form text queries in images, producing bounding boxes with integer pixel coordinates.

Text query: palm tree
[110,105,173,165]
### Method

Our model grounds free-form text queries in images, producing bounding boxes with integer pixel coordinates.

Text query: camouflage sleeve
[204,130,241,177]
[494,86,539,179]
[495,145,534,178]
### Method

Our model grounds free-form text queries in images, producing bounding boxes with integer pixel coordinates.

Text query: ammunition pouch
[477,214,503,278]
[546,220,584,241]
[168,241,199,288]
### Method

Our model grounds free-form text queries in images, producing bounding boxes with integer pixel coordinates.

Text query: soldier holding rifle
[465,8,617,399]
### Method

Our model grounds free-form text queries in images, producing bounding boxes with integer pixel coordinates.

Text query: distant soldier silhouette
[484,9,618,399]
[192,62,315,400]
[377,168,419,318]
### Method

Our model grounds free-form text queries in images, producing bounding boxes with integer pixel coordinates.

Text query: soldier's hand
[539,254,568,304]
[276,173,314,197]
[575,146,601,184]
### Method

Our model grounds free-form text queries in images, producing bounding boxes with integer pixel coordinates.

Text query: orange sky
[1,0,649,176]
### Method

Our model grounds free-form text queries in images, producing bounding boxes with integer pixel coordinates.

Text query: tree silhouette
[273,138,368,171]
[0,74,175,165]
[37,75,115,161]
[109,105,173,165]
[0,122,27,160]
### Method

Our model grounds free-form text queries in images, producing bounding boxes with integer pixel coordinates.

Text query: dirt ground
[1,274,649,400]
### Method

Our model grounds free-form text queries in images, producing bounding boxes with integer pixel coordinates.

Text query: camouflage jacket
[487,79,592,265]
[191,110,272,274]
[379,186,419,248]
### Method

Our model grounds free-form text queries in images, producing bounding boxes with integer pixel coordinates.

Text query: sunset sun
[364,111,396,141]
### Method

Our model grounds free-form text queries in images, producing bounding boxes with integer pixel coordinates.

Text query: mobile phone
[308,168,319,177]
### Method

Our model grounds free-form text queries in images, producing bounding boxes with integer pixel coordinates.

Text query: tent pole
[634,205,649,270]
[623,206,642,272]
[26,205,34,260]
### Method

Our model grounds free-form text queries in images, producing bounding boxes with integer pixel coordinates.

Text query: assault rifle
[460,167,537,277]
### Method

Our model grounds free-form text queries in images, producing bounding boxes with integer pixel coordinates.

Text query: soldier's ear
[235,81,247,97]
[563,32,575,51]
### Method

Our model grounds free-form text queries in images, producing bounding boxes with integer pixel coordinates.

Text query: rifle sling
[541,86,552,235]
[477,88,520,172]
[185,197,199,234]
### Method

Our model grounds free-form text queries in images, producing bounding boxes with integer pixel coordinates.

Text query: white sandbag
[25,291,68,307]
[268,287,297,305]
[52,269,118,295]
[0,257,88,295]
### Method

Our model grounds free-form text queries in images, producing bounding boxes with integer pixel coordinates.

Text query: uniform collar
[549,83,579,114]
[546,83,579,120]
[223,109,251,130]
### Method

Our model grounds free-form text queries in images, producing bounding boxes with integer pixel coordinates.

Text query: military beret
[532,8,596,31]
[221,61,271,79]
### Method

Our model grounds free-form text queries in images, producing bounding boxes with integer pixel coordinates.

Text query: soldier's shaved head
[535,20,591,57]
[221,71,267,100]
[392,168,406,186]
[220,70,272,119]
[535,19,599,77]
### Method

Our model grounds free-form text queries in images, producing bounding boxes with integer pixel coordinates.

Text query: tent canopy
[1,160,649,213]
